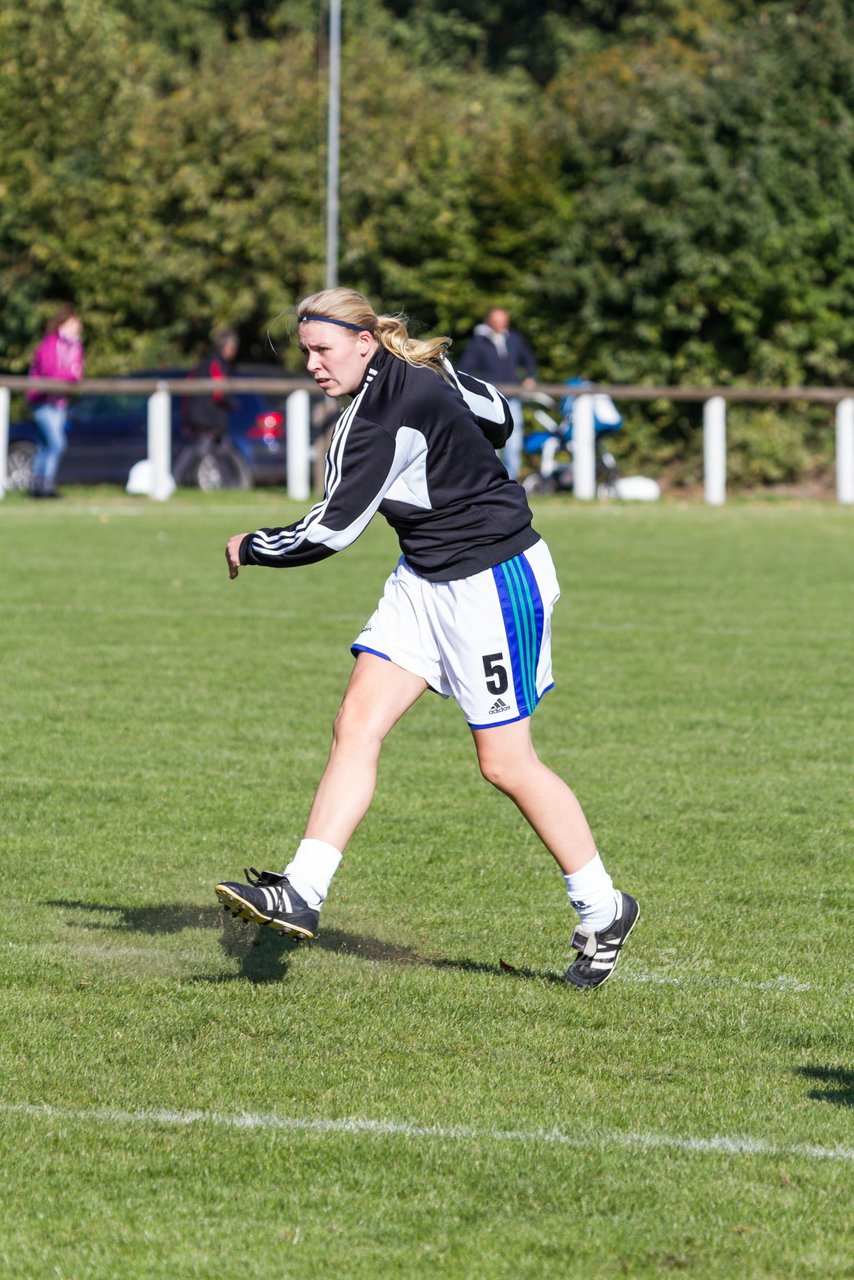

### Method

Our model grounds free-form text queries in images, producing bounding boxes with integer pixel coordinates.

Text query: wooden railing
[1,376,852,503]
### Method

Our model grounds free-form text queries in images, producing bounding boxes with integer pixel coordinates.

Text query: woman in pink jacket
[26,305,84,497]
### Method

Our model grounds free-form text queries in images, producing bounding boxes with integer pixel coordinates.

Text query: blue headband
[299,314,371,332]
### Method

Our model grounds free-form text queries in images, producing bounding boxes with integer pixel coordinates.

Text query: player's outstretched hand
[226,533,249,579]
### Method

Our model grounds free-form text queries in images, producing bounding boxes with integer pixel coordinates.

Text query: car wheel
[597,448,620,494]
[522,472,555,496]
[6,441,36,492]
[189,445,252,491]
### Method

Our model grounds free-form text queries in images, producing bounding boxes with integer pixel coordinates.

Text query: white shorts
[352,539,560,728]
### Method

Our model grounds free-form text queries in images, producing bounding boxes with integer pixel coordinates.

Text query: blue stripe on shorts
[491,553,546,717]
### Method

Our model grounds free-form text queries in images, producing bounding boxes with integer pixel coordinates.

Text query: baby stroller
[521,377,623,496]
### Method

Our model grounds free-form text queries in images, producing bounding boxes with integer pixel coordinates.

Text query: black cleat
[564,891,640,990]
[215,868,319,940]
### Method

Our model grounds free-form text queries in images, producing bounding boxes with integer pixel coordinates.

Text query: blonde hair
[297,288,451,375]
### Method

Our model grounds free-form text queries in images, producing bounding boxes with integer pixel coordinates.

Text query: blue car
[5,367,289,491]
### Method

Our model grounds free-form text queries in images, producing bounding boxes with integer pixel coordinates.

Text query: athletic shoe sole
[215,883,316,940]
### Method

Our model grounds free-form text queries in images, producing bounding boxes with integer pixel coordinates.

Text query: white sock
[283,838,342,909]
[563,853,620,931]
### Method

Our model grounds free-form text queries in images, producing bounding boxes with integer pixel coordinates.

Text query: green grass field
[1,489,851,1279]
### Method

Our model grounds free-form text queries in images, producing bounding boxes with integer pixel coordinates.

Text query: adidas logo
[488,697,510,715]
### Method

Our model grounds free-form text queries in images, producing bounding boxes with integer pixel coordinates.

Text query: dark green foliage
[2,0,854,482]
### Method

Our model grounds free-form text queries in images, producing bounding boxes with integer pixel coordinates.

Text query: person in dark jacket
[215,288,638,991]
[175,326,238,485]
[457,308,537,479]
[185,326,238,434]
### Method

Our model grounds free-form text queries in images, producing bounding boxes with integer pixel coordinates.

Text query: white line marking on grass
[618,968,825,995]
[2,1103,852,1164]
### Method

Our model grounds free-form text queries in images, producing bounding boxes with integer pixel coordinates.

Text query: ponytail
[374,314,451,374]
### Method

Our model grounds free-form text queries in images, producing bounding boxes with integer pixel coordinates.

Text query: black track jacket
[239,347,540,582]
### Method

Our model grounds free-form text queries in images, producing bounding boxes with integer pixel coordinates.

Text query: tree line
[2,0,853,483]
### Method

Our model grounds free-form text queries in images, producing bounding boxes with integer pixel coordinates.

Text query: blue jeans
[501,396,524,481]
[32,403,68,490]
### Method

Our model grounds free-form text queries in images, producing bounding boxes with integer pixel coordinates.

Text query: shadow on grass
[45,899,565,987]
[796,1066,854,1108]
[45,899,220,935]
[316,930,566,987]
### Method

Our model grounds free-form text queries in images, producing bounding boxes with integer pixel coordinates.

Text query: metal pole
[286,390,311,500]
[836,397,854,504]
[325,0,341,290]
[572,394,596,500]
[703,396,727,505]
[0,386,9,499]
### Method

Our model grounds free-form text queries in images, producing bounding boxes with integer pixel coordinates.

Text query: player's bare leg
[471,718,597,875]
[471,717,639,989]
[216,653,427,939]
[304,652,429,851]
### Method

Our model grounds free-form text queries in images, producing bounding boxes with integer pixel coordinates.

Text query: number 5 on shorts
[482,652,508,695]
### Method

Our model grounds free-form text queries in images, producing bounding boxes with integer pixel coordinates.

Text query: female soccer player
[216,288,638,988]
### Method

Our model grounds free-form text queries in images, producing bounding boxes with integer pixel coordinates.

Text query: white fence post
[572,393,596,500]
[0,386,9,499]
[147,384,173,501]
[286,389,311,501]
[703,396,727,505]
[836,398,854,505]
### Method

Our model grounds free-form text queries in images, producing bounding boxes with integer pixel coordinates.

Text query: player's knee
[477,751,515,794]
[331,700,362,748]
[477,736,542,798]
[331,698,383,756]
